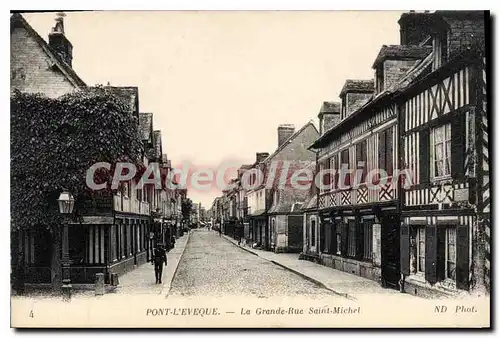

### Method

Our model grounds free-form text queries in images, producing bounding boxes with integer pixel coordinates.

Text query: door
[381,214,400,289]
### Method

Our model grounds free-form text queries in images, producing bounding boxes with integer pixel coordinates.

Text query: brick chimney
[277,124,295,147]
[48,12,73,67]
[318,102,341,135]
[256,152,269,163]
[398,11,435,46]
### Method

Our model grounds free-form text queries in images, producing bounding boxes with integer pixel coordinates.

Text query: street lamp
[57,190,74,301]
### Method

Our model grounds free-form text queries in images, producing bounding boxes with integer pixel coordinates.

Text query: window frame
[416,227,426,274]
[430,123,452,181]
[445,227,457,281]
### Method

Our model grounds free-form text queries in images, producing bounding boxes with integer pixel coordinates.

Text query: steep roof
[139,113,153,142]
[372,45,433,68]
[339,79,374,97]
[10,13,86,88]
[264,121,318,164]
[104,86,139,115]
[153,130,162,159]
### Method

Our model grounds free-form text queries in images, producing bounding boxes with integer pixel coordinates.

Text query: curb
[222,235,356,301]
[269,260,356,301]
[221,235,258,256]
[164,231,191,297]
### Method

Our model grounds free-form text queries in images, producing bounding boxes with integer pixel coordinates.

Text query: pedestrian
[151,243,167,284]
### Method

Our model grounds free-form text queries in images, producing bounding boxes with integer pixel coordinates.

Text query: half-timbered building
[397,11,488,297]
[309,34,435,289]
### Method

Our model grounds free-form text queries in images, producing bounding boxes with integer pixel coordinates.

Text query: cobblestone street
[169,229,338,299]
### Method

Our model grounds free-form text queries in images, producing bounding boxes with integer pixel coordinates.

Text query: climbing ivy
[11,88,143,232]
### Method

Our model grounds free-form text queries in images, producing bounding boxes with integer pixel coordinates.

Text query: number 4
[29,310,34,318]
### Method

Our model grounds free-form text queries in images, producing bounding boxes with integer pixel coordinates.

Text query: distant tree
[181,198,193,224]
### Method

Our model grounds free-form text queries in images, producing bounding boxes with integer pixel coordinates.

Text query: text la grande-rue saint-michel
[240,306,361,316]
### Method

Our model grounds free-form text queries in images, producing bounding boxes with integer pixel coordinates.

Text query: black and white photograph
[9,9,491,328]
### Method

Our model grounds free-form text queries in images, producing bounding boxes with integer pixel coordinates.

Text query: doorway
[381,213,400,289]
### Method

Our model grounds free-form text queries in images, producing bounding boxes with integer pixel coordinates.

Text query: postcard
[10,10,490,328]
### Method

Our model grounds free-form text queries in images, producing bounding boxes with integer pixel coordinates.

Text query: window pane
[447,262,456,279]
[435,144,444,159]
[419,258,425,272]
[435,160,444,177]
[445,123,451,139]
[434,126,444,143]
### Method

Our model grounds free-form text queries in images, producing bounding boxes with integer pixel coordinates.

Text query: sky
[23,11,403,208]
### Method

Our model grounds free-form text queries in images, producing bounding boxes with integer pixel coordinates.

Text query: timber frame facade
[307,10,489,297]
[399,51,489,297]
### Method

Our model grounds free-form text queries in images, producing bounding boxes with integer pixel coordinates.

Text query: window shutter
[341,221,348,257]
[379,130,386,170]
[386,127,394,176]
[451,115,466,180]
[419,128,430,184]
[320,219,325,252]
[331,220,337,254]
[425,224,438,284]
[437,226,447,282]
[400,223,410,275]
[456,224,470,290]
[324,222,331,254]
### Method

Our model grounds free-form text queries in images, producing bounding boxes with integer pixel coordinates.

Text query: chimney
[256,152,269,163]
[398,11,435,45]
[339,80,374,119]
[277,124,295,147]
[48,13,73,67]
[318,102,341,135]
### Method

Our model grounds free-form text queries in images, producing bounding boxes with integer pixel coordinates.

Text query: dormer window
[432,31,448,71]
[341,96,346,119]
[375,65,384,94]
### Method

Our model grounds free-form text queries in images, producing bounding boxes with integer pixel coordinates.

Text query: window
[321,157,332,192]
[356,141,368,185]
[379,127,394,177]
[446,227,456,280]
[341,149,351,187]
[376,66,384,94]
[431,124,452,179]
[363,219,373,261]
[311,219,316,247]
[432,32,448,71]
[137,184,142,201]
[336,224,342,255]
[347,220,356,258]
[417,227,425,273]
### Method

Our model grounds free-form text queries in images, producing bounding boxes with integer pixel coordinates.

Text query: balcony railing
[113,195,150,215]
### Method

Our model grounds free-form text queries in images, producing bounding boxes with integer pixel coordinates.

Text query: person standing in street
[152,243,167,284]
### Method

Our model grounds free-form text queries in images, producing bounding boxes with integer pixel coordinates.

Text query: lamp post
[57,190,75,301]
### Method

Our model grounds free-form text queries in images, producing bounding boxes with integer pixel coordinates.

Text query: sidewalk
[222,235,412,301]
[115,231,191,297]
